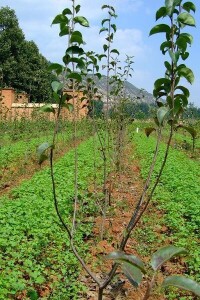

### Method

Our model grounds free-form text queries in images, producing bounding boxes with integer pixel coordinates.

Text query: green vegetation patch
[131,131,200,280]
[0,137,103,299]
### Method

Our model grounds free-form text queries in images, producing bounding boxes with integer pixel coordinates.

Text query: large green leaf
[176,37,187,51]
[176,125,197,139]
[52,14,69,25]
[66,72,82,82]
[66,46,84,55]
[101,18,110,26]
[181,51,189,60]
[37,142,53,165]
[59,25,70,37]
[165,0,176,16]
[74,16,89,27]
[182,2,196,13]
[175,85,190,97]
[154,78,171,90]
[164,61,172,73]
[162,276,200,296]
[178,12,196,26]
[177,66,194,84]
[106,251,145,273]
[174,94,188,107]
[156,7,167,20]
[157,107,170,125]
[110,49,120,55]
[99,27,108,34]
[111,24,117,32]
[75,5,81,14]
[149,24,171,36]
[48,63,63,75]
[160,41,172,54]
[51,81,63,93]
[62,8,72,15]
[70,31,83,45]
[122,262,143,287]
[179,33,193,44]
[151,246,187,271]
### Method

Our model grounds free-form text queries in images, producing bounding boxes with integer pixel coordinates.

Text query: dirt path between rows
[78,143,168,300]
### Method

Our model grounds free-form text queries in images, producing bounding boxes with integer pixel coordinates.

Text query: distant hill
[93,75,155,105]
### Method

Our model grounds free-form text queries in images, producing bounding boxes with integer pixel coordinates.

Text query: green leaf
[160,41,172,54]
[162,276,200,296]
[74,16,89,27]
[51,81,63,93]
[103,44,108,52]
[154,78,171,90]
[110,49,120,55]
[101,18,110,26]
[52,14,69,25]
[177,66,194,84]
[157,106,170,125]
[166,96,173,107]
[39,104,55,114]
[174,94,188,107]
[145,127,156,137]
[178,12,196,26]
[151,245,187,271]
[149,24,171,36]
[66,46,84,55]
[156,7,167,20]
[66,72,82,82]
[111,24,117,32]
[179,33,193,44]
[48,63,63,75]
[168,50,180,64]
[59,26,70,36]
[95,72,102,79]
[175,85,190,97]
[176,37,187,51]
[62,103,74,112]
[165,0,176,16]
[106,251,145,273]
[62,8,72,15]
[75,5,81,14]
[176,125,197,139]
[164,61,172,73]
[37,142,53,164]
[181,51,189,60]
[70,31,83,45]
[122,262,143,287]
[182,2,196,13]
[99,27,108,34]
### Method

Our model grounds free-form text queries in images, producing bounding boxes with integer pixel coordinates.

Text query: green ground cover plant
[0,137,104,299]
[131,131,200,281]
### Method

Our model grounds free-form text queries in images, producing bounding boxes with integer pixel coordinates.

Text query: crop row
[0,136,103,299]
[131,131,200,280]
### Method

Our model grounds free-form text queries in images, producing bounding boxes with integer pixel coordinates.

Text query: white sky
[1,0,200,107]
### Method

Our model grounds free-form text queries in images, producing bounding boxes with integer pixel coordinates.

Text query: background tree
[0,6,54,102]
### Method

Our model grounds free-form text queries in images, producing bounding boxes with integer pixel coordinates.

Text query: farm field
[0,118,199,299]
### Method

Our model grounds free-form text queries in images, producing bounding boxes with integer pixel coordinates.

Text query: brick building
[0,88,88,121]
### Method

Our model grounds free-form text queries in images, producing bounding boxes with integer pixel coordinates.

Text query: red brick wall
[0,88,88,121]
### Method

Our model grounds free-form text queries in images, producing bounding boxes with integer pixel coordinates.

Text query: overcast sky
[1,0,200,107]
